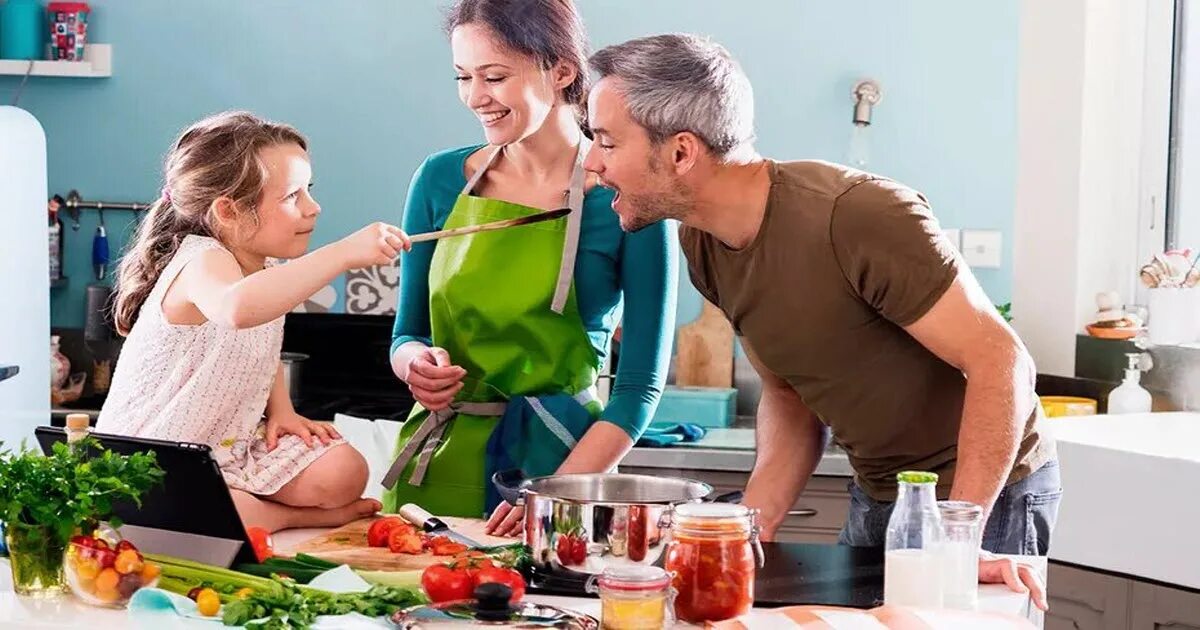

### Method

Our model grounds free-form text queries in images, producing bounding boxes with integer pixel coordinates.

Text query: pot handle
[491,469,528,506]
[707,490,744,504]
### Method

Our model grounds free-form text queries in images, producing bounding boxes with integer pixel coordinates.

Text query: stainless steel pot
[280,352,308,404]
[492,469,741,577]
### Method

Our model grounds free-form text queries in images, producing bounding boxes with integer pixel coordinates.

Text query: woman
[384,0,677,535]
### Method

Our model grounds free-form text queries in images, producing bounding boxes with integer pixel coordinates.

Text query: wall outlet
[961,229,1003,268]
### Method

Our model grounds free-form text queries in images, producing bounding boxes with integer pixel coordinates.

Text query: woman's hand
[265,412,340,451]
[405,346,467,411]
[335,222,411,270]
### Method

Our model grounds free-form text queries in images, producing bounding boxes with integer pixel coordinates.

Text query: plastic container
[664,503,761,624]
[0,0,44,60]
[594,565,671,630]
[1108,353,1152,414]
[650,386,737,428]
[47,2,89,61]
[1039,396,1098,418]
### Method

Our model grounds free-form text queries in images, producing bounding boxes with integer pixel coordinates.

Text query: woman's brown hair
[113,111,307,336]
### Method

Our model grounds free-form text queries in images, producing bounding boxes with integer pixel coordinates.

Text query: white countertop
[1046,411,1200,589]
[0,534,1044,628]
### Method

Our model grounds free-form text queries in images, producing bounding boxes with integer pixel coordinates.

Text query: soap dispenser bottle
[1107,353,1152,414]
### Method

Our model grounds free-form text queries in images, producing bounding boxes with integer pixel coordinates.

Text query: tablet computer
[35,426,257,567]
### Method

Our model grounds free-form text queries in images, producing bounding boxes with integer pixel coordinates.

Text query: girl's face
[451,23,574,146]
[238,142,321,260]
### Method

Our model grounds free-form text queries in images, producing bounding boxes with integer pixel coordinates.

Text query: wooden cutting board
[674,300,734,387]
[285,516,512,572]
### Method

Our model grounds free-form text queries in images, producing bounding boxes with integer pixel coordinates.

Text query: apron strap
[461,145,504,196]
[551,138,590,314]
[381,400,508,489]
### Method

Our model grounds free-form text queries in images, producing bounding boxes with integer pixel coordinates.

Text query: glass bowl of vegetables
[64,533,160,608]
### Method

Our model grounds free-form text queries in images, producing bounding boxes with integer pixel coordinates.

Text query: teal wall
[0,0,1017,329]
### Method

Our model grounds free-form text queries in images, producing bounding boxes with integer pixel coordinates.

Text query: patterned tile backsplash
[344,262,401,316]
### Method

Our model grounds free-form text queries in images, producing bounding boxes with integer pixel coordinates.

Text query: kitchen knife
[398,503,483,549]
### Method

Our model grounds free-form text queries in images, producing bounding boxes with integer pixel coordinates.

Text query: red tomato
[555,535,574,565]
[447,551,495,577]
[571,536,587,565]
[367,517,408,548]
[246,526,274,563]
[115,540,138,553]
[388,528,424,554]
[473,566,526,602]
[428,536,468,556]
[95,547,116,569]
[421,564,475,603]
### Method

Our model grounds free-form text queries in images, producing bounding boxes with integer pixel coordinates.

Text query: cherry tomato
[555,535,574,566]
[115,540,138,553]
[473,566,526,602]
[246,526,274,563]
[367,517,408,548]
[571,536,587,565]
[421,564,474,603]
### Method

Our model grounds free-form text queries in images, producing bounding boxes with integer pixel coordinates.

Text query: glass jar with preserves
[594,565,671,630]
[664,503,762,624]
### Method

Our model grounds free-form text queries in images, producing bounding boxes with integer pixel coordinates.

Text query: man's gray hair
[589,33,755,158]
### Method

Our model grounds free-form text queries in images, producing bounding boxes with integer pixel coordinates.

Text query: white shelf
[0,44,111,78]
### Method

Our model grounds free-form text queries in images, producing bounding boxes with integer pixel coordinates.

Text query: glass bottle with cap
[593,565,671,629]
[65,413,91,448]
[884,470,944,608]
[938,500,983,610]
[664,502,762,624]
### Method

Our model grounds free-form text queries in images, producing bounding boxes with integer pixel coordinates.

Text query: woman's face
[451,23,573,145]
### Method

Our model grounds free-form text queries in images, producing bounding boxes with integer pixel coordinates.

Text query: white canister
[1147,287,1200,346]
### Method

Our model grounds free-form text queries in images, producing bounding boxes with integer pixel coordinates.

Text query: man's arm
[903,274,1037,519]
[742,343,828,541]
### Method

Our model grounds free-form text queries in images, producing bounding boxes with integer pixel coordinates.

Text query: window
[1168,1,1200,251]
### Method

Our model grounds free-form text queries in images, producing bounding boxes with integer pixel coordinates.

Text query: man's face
[584,77,691,232]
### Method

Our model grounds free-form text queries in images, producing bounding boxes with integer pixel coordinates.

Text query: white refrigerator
[0,106,50,448]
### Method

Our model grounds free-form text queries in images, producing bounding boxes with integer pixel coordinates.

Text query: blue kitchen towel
[636,422,707,447]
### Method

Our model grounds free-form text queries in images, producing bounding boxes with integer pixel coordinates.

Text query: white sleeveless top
[97,235,341,495]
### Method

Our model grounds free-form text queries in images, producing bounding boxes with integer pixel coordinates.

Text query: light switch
[960,229,1002,268]
[942,228,961,251]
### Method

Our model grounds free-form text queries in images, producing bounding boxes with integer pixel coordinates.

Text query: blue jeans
[837,459,1062,555]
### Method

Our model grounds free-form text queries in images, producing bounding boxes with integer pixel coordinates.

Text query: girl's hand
[405,346,466,411]
[336,222,411,270]
[265,412,341,451]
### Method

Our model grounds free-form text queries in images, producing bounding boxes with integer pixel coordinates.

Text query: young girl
[97,111,411,533]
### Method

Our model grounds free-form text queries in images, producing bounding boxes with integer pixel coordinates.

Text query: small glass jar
[938,500,983,610]
[664,503,761,624]
[595,565,671,630]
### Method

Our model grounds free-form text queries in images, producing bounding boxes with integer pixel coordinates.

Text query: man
[584,34,1058,607]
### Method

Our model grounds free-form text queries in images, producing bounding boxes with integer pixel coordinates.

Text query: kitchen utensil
[92,208,109,280]
[491,469,742,578]
[399,503,482,548]
[280,352,308,405]
[674,300,734,387]
[392,582,599,629]
[397,207,570,256]
[286,516,508,571]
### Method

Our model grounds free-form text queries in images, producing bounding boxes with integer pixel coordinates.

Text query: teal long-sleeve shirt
[391,145,678,440]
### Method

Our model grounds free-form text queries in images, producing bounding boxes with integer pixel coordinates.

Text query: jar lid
[597,565,670,592]
[896,471,939,484]
[674,502,751,520]
[65,413,90,430]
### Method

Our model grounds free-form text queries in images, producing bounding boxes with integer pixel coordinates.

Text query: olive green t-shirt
[680,160,1053,501]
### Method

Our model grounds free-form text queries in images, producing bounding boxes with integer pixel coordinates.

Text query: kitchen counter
[620,427,854,477]
[0,535,1044,628]
[1046,411,1200,590]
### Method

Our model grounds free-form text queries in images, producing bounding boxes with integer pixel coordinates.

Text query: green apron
[381,140,601,517]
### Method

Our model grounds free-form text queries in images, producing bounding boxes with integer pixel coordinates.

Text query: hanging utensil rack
[57,189,153,230]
